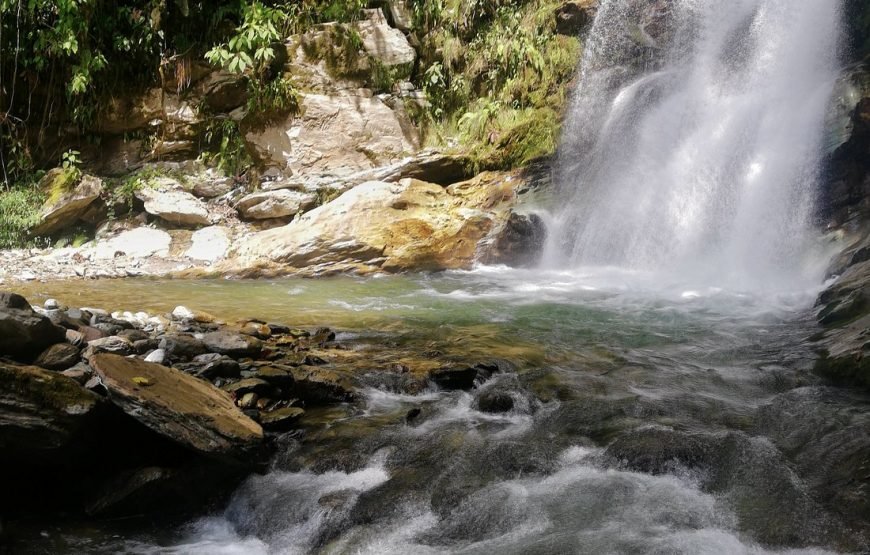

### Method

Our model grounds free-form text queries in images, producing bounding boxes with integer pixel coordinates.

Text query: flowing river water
[15,267,869,553]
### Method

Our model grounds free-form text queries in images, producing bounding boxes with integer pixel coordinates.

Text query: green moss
[40,167,81,206]
[413,0,582,170]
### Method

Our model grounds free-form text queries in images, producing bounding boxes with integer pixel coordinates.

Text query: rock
[202,331,263,358]
[186,226,230,262]
[430,365,482,390]
[97,88,200,135]
[0,362,101,463]
[31,170,104,236]
[0,292,66,361]
[62,362,93,384]
[44,299,59,310]
[171,305,216,323]
[254,365,295,387]
[479,212,547,268]
[158,334,208,359]
[90,354,262,461]
[475,389,515,413]
[386,0,413,31]
[814,260,870,387]
[193,177,234,199]
[240,321,271,339]
[65,328,85,347]
[144,349,166,364]
[245,90,419,177]
[259,407,305,431]
[233,175,520,274]
[223,378,273,397]
[199,71,248,112]
[189,354,241,380]
[34,343,81,371]
[234,190,318,220]
[355,9,416,71]
[288,366,356,404]
[83,336,134,360]
[238,392,259,409]
[555,1,597,36]
[604,428,718,474]
[135,186,210,226]
[91,227,172,260]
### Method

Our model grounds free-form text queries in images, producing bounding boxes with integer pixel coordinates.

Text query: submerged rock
[90,353,263,462]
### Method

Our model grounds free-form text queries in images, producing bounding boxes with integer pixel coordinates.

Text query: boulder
[288,366,356,404]
[90,354,263,461]
[202,331,263,358]
[232,174,521,274]
[0,292,66,360]
[244,90,419,176]
[0,362,101,463]
[34,343,81,371]
[31,171,104,236]
[91,227,172,260]
[158,334,208,359]
[82,336,134,360]
[185,226,231,262]
[192,177,234,199]
[136,186,210,227]
[234,190,318,220]
[479,212,547,268]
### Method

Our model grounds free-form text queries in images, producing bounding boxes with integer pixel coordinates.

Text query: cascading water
[545,0,842,290]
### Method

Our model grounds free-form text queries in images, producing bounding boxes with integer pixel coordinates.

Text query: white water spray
[546,0,842,290]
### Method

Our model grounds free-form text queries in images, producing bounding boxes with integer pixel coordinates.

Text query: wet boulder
[604,428,718,474]
[260,407,305,431]
[288,366,356,404]
[479,212,547,268]
[0,292,66,361]
[90,353,263,463]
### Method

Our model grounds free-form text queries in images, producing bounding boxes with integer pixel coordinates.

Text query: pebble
[172,306,195,320]
[44,298,59,310]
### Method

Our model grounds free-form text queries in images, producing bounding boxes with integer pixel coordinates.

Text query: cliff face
[813,1,870,388]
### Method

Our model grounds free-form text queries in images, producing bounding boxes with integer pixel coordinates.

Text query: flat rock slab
[90,354,262,462]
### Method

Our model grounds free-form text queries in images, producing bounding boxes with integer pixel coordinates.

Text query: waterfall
[546,0,843,290]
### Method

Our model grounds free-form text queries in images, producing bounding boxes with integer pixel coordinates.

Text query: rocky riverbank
[0,290,508,536]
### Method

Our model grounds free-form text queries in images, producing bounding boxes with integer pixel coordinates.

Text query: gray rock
[44,299,60,310]
[144,349,166,364]
[234,189,318,220]
[83,336,134,360]
[158,334,208,359]
[0,292,66,361]
[202,331,263,358]
[34,343,81,371]
[135,186,210,226]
